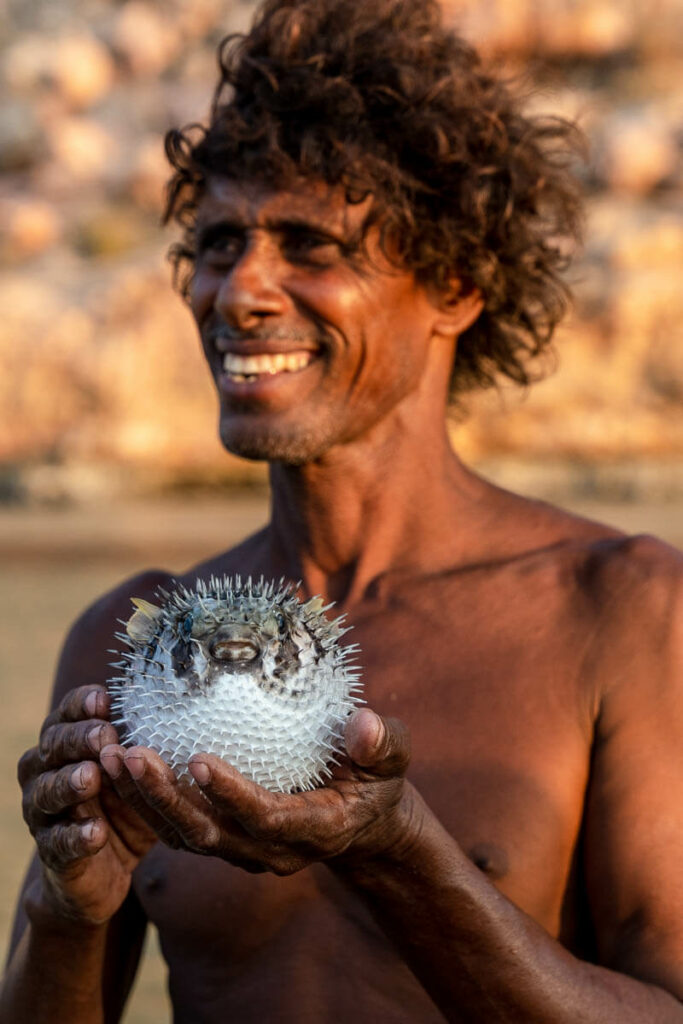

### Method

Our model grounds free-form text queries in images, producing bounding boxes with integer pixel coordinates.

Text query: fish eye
[181,614,194,639]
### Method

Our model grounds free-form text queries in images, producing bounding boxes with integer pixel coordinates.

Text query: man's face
[190,176,445,464]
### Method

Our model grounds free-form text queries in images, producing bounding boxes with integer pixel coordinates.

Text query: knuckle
[36,824,78,869]
[38,725,56,760]
[41,721,106,766]
[52,825,79,863]
[185,820,221,852]
[31,773,54,814]
[39,710,59,737]
[22,789,39,831]
[17,747,39,786]
[60,685,91,722]
[258,807,287,842]
[271,856,304,877]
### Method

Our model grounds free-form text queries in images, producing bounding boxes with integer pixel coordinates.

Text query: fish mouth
[209,636,260,663]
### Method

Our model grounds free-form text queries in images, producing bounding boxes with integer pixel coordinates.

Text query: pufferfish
[107,575,363,793]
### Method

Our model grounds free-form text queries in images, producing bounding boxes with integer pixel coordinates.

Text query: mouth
[221,350,317,383]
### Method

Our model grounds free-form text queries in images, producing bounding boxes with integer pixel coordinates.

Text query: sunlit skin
[4,177,683,1024]
[191,177,476,467]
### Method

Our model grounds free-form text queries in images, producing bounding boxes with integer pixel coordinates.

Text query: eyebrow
[195,215,356,248]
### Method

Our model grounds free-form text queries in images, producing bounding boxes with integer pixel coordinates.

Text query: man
[3,0,683,1020]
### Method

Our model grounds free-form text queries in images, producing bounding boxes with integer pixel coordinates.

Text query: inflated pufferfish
[107,575,363,793]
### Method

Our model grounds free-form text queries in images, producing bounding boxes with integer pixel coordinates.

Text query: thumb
[344,709,411,778]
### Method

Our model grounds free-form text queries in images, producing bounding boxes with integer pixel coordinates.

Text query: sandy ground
[1,490,681,1020]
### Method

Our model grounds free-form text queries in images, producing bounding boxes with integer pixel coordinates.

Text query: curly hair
[164,0,584,399]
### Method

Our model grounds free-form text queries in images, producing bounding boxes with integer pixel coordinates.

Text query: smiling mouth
[222,351,316,383]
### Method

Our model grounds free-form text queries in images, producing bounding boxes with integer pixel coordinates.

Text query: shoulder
[490,491,682,681]
[582,533,683,700]
[52,567,176,709]
[563,530,683,641]
[496,488,682,608]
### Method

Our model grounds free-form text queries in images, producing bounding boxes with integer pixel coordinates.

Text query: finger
[30,761,102,818]
[344,710,411,777]
[188,755,279,830]
[188,755,345,849]
[119,747,225,853]
[39,720,119,768]
[97,782,160,857]
[40,686,111,734]
[17,746,42,788]
[34,817,108,871]
[100,744,184,848]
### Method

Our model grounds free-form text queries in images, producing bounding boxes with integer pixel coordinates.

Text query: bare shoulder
[56,523,271,708]
[494,485,682,595]
[52,566,176,710]
[512,496,683,716]
[578,530,683,701]
[486,486,682,669]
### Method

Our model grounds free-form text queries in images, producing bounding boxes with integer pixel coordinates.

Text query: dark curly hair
[164,0,584,399]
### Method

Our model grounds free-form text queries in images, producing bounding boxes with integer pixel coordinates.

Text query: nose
[214,234,289,331]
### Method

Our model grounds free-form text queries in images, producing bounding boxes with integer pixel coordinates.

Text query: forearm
[1,881,110,1024]
[333,789,683,1024]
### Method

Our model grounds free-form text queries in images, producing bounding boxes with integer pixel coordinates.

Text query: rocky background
[1,0,682,503]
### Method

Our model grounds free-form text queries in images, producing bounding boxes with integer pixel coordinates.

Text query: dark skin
[3,177,683,1023]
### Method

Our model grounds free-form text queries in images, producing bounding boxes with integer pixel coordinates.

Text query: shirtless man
[3,0,683,1020]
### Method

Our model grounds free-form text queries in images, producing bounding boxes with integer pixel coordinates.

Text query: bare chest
[138,562,597,953]
[347,567,595,928]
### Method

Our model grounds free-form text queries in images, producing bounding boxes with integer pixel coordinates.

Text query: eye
[283,229,339,264]
[197,227,244,267]
[181,614,194,639]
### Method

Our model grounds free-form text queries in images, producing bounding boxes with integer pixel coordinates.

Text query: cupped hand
[19,685,157,926]
[100,708,418,876]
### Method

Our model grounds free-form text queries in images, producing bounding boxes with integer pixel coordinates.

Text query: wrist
[331,782,429,875]
[25,874,109,937]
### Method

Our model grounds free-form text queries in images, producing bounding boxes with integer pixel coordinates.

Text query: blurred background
[1,0,681,1019]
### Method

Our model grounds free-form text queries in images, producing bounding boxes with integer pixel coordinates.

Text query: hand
[100,709,418,875]
[18,685,157,926]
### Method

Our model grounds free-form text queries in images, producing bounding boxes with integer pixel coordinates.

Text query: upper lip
[210,332,322,357]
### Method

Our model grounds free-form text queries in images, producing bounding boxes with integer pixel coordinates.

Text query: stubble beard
[219,411,338,466]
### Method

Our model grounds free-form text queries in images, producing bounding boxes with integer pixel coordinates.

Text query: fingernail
[84,691,99,717]
[87,726,103,753]
[189,760,211,786]
[371,715,386,753]
[100,751,122,779]
[81,821,95,842]
[71,765,86,791]
[124,754,144,780]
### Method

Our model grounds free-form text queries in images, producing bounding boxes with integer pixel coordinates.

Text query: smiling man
[4,0,683,1022]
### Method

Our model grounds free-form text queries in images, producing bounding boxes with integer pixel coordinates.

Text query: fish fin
[125,599,163,644]
[130,598,163,618]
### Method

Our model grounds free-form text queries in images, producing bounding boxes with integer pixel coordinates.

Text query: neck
[266,410,483,606]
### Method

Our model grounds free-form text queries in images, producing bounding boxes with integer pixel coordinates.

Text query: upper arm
[583,536,683,998]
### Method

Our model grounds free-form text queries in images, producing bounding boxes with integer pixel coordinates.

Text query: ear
[430,280,484,341]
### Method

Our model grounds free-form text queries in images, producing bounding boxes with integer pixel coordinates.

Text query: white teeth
[222,351,314,378]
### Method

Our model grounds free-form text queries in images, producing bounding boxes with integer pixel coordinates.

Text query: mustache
[208,325,325,346]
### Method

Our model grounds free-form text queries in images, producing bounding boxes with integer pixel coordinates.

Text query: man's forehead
[196,175,373,233]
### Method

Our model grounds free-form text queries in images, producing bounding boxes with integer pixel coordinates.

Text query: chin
[219,419,333,466]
